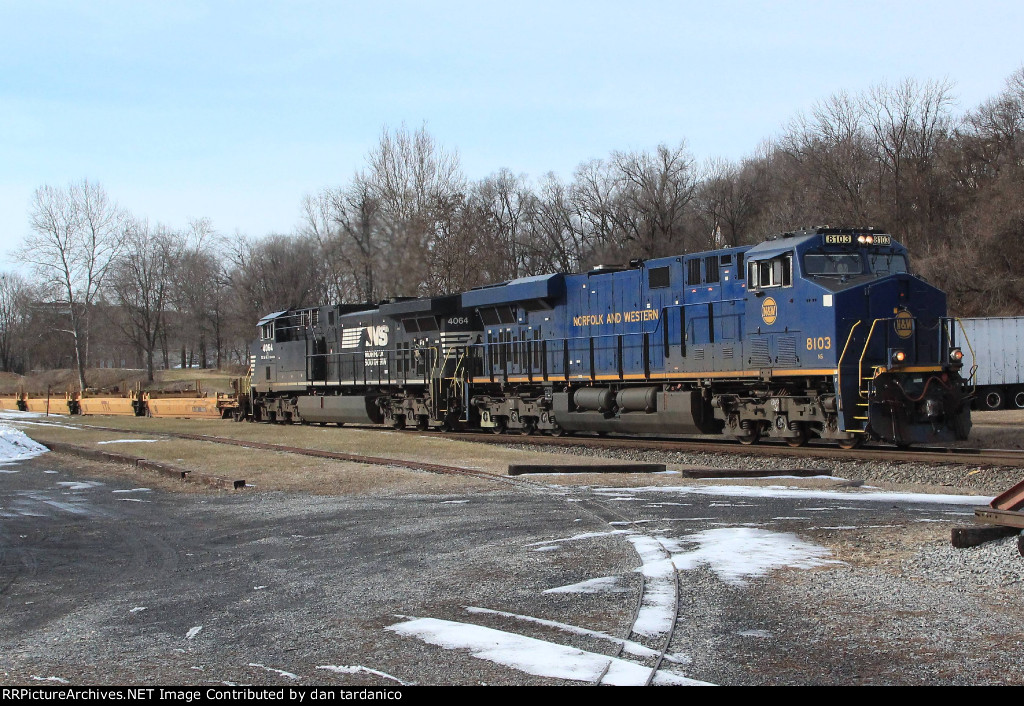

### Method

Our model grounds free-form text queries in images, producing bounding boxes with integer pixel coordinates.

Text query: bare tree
[0,272,35,373]
[695,157,767,247]
[19,180,126,391]
[863,78,956,247]
[610,142,698,257]
[108,220,181,381]
[363,124,466,296]
[522,172,585,273]
[303,179,382,303]
[779,91,875,225]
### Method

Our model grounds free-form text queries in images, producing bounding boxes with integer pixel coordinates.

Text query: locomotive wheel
[522,418,537,436]
[737,428,760,446]
[392,415,406,431]
[415,415,430,432]
[837,436,864,450]
[784,425,808,448]
[490,418,507,435]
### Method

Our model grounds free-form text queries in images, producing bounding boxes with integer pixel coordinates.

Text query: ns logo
[366,324,390,347]
[341,324,390,349]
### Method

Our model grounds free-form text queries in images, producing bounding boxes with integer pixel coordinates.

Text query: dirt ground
[966,410,1024,449]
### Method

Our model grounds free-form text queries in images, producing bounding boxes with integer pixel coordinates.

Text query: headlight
[891,350,906,364]
[949,348,964,363]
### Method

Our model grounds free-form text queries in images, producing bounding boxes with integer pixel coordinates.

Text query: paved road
[1,453,1017,685]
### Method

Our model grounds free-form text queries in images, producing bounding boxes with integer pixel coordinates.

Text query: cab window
[748,253,792,288]
[868,252,909,276]
[804,252,864,276]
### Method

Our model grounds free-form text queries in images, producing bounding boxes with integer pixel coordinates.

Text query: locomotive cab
[742,227,971,446]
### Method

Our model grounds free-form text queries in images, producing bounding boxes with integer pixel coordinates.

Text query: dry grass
[11,407,1023,498]
[8,414,910,498]
[808,522,948,570]
[14,417,625,495]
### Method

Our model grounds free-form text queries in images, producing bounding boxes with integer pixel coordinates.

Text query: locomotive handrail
[857,318,887,399]
[836,320,862,413]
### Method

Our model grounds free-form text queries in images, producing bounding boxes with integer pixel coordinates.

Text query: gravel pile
[501,442,1024,494]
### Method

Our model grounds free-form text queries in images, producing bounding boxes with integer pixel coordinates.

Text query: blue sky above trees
[2,0,1022,262]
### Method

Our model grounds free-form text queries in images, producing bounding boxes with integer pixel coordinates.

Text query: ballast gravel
[501,441,1023,495]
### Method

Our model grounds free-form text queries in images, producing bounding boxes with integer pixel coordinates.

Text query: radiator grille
[777,336,799,366]
[749,338,771,366]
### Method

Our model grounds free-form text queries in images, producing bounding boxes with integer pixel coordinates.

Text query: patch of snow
[662,528,841,586]
[526,529,630,547]
[464,606,690,665]
[248,663,300,680]
[111,488,151,494]
[30,676,69,683]
[0,410,45,419]
[543,576,630,594]
[56,481,103,491]
[386,617,711,686]
[626,535,678,637]
[438,500,470,504]
[129,607,147,613]
[316,665,412,685]
[186,626,202,639]
[596,483,992,506]
[97,439,160,445]
[0,424,49,463]
[737,630,772,638]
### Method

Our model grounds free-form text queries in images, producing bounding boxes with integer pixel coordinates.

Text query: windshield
[803,252,864,276]
[868,252,909,276]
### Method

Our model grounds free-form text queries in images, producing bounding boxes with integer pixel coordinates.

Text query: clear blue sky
[2,0,1022,265]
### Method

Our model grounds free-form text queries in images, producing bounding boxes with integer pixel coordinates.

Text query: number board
[823,234,852,245]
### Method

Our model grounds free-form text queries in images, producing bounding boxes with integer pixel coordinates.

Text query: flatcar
[242,227,973,448]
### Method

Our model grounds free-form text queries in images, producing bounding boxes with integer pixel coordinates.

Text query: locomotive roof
[379,294,460,317]
[744,233,822,257]
[462,273,565,308]
[256,310,289,326]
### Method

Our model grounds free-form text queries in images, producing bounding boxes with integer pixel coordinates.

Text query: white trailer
[959,317,1024,409]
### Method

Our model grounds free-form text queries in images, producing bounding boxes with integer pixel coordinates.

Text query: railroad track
[442,430,1024,468]
[62,417,1024,469]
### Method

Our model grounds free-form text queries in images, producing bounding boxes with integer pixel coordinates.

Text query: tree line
[2,67,1022,387]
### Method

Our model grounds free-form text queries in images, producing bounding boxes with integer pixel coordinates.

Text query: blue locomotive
[245,227,972,447]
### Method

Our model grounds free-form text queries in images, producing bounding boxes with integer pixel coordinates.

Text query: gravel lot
[3,412,1024,685]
